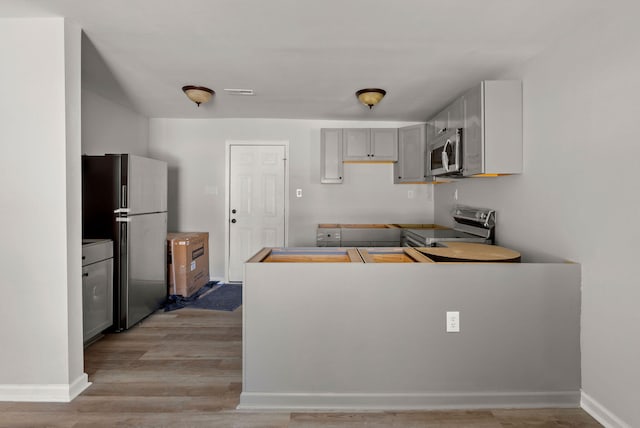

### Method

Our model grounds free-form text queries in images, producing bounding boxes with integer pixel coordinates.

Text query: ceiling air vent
[224,88,255,96]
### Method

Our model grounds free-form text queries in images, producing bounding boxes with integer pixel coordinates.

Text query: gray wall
[242,262,581,409]
[435,3,640,426]
[81,34,149,156]
[149,119,435,280]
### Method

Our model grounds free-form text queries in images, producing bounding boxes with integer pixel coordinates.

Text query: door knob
[231,219,237,223]
[232,209,237,214]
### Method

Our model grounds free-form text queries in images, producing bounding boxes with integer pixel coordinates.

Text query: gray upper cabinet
[433,108,449,136]
[425,97,465,182]
[448,97,465,130]
[426,80,522,178]
[343,129,370,160]
[429,97,464,140]
[320,128,343,183]
[394,124,426,183]
[370,128,398,161]
[462,80,522,176]
[343,128,398,161]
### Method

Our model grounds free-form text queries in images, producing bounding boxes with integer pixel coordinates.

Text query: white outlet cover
[446,311,460,333]
[296,188,302,198]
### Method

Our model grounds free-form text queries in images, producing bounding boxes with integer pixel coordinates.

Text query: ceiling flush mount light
[182,85,214,107]
[356,88,386,109]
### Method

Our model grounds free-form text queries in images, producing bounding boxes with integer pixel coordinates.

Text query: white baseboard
[0,373,91,402]
[581,391,631,428]
[238,390,580,411]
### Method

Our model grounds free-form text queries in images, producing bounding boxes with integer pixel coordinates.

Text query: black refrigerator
[82,154,168,331]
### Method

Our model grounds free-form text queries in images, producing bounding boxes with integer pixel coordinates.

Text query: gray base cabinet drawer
[82,258,114,343]
[317,228,341,246]
[82,239,114,344]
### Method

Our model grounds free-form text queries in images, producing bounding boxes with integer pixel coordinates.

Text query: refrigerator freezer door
[125,155,168,214]
[119,211,168,330]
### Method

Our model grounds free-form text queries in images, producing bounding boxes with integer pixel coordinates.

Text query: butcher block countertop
[317,223,449,229]
[248,244,521,263]
[358,247,434,263]
[248,247,363,263]
[418,242,521,263]
[391,224,450,229]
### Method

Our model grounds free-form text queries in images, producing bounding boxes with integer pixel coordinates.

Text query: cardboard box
[167,232,210,297]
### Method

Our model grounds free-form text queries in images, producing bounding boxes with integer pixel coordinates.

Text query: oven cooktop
[400,206,496,247]
[403,228,489,246]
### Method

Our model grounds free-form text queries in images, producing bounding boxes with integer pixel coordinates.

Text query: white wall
[64,20,85,390]
[0,17,87,400]
[149,119,434,279]
[435,3,640,426]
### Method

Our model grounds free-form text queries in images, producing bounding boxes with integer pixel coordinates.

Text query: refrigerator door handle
[116,217,132,223]
[121,185,127,208]
[114,208,131,214]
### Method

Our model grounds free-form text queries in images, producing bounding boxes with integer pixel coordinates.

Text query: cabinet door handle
[82,272,89,277]
[231,219,237,224]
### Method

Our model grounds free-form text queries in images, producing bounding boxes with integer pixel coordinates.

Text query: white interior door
[228,145,286,282]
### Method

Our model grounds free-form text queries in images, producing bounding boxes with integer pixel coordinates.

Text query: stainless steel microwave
[428,128,463,176]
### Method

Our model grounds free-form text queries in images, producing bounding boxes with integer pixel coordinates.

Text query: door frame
[224,140,290,283]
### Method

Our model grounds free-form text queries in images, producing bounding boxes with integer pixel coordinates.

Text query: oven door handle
[442,139,450,172]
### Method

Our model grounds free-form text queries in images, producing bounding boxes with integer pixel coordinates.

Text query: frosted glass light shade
[356,88,386,109]
[182,85,214,107]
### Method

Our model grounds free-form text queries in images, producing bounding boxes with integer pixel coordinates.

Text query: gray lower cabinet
[320,128,343,183]
[82,240,114,344]
[394,124,426,183]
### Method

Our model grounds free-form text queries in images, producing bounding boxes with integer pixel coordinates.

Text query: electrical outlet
[454,188,458,201]
[296,188,302,198]
[446,311,460,333]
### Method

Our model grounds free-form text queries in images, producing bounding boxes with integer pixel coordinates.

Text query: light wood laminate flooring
[0,308,601,427]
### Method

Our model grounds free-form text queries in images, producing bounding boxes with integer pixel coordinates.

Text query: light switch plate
[296,188,302,198]
[446,311,460,333]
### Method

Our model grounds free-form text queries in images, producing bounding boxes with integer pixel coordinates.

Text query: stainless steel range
[402,206,496,247]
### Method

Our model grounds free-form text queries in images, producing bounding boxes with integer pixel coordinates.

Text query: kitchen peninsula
[239,248,581,410]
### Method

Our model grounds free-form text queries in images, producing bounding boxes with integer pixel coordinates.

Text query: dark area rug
[164,281,242,312]
[190,283,242,311]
